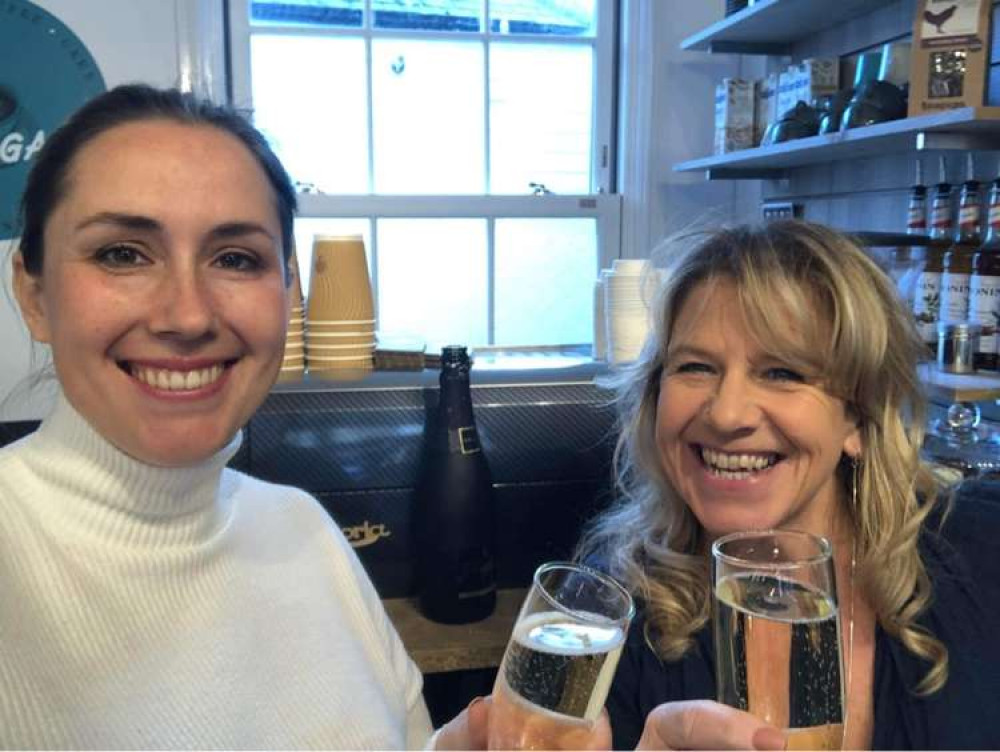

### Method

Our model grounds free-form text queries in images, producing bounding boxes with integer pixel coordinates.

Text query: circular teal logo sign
[0,0,105,240]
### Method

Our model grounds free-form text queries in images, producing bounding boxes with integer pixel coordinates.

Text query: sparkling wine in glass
[712,530,845,751]
[489,562,634,750]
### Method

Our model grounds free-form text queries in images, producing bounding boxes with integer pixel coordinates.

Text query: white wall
[0,0,225,419]
[618,0,763,260]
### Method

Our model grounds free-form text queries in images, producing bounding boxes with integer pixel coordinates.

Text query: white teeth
[700,447,777,475]
[131,364,224,391]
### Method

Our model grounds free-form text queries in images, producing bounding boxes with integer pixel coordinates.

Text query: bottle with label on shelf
[907,159,928,236]
[970,171,1000,370]
[940,154,981,326]
[415,345,497,624]
[896,159,928,308]
[913,156,952,356]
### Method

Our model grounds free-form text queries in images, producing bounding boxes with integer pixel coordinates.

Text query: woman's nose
[148,267,217,339]
[704,373,761,433]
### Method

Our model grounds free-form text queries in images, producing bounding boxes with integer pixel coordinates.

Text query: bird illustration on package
[924,4,958,34]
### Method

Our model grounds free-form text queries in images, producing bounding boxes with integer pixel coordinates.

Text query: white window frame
[225,0,621,345]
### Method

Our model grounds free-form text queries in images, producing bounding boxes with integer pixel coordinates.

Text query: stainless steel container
[937,321,981,373]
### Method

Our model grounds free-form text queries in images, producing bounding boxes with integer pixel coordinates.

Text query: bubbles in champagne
[714,574,844,751]
[501,611,625,721]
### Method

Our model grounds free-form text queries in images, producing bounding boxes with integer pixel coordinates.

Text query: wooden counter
[383,588,526,674]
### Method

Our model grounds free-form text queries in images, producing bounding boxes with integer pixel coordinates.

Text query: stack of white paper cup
[603,259,654,365]
[593,276,607,361]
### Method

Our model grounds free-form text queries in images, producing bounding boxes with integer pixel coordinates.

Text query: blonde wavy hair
[579,220,948,694]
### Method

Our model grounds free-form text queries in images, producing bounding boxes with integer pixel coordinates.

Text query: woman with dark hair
[1,83,468,749]
[581,221,1000,750]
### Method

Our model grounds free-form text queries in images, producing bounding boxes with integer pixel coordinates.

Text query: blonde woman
[581,221,1000,750]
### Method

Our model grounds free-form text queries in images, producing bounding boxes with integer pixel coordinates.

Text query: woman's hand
[434,696,491,750]
[636,700,786,751]
[432,696,613,750]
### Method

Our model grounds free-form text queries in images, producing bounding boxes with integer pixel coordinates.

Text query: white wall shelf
[920,365,1000,404]
[674,107,1000,180]
[680,0,900,54]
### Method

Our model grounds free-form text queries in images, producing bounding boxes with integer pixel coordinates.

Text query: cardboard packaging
[754,73,779,146]
[794,58,840,107]
[909,0,991,116]
[774,59,838,121]
[714,78,755,154]
[777,66,799,119]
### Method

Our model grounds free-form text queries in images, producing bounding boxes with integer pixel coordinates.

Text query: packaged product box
[776,66,798,119]
[795,58,839,104]
[714,78,755,154]
[908,0,990,116]
[754,73,779,145]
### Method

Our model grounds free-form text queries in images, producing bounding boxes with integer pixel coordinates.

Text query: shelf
[674,108,1000,179]
[680,0,898,54]
[921,365,1000,404]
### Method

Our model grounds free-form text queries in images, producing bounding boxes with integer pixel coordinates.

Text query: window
[228,0,620,350]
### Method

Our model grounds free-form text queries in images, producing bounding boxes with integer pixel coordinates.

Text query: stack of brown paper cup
[306,234,376,379]
[278,250,306,383]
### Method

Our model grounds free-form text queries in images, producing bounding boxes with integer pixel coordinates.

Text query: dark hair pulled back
[18,83,297,276]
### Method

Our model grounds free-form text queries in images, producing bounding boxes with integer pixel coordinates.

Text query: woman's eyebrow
[72,214,275,243]
[207,221,276,242]
[666,344,715,361]
[74,211,161,233]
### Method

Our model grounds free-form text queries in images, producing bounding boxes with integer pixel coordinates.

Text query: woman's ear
[843,426,863,460]
[843,403,863,460]
[12,253,52,344]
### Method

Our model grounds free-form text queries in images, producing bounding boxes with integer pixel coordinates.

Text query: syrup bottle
[940,154,982,325]
[970,166,1000,370]
[913,156,953,356]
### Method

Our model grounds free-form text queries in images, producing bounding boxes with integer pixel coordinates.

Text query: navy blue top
[605,483,1000,750]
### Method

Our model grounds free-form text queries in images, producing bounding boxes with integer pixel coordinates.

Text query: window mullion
[483,0,492,194]
[365,0,375,194]
[487,216,496,346]
[593,0,617,195]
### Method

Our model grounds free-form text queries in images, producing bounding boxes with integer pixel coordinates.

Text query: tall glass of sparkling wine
[489,562,634,750]
[712,530,845,751]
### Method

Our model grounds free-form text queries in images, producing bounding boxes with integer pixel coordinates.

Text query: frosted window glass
[372,0,481,31]
[372,40,485,193]
[490,43,593,194]
[251,0,363,28]
[494,218,596,345]
[251,35,369,194]
[377,219,487,348]
[489,0,596,35]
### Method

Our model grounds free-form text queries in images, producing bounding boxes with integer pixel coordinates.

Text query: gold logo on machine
[343,520,392,548]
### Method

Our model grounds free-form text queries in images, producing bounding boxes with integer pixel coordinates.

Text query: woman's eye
[675,362,714,375]
[96,244,147,268]
[764,367,805,383]
[214,250,261,271]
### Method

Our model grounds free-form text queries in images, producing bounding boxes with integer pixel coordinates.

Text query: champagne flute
[712,530,845,751]
[489,561,634,751]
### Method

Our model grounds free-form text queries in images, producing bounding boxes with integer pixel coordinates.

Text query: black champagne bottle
[415,345,497,624]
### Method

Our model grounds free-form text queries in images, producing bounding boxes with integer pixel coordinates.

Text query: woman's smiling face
[14,119,289,467]
[655,279,861,539]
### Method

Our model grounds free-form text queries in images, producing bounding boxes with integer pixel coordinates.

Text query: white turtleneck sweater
[0,395,433,749]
